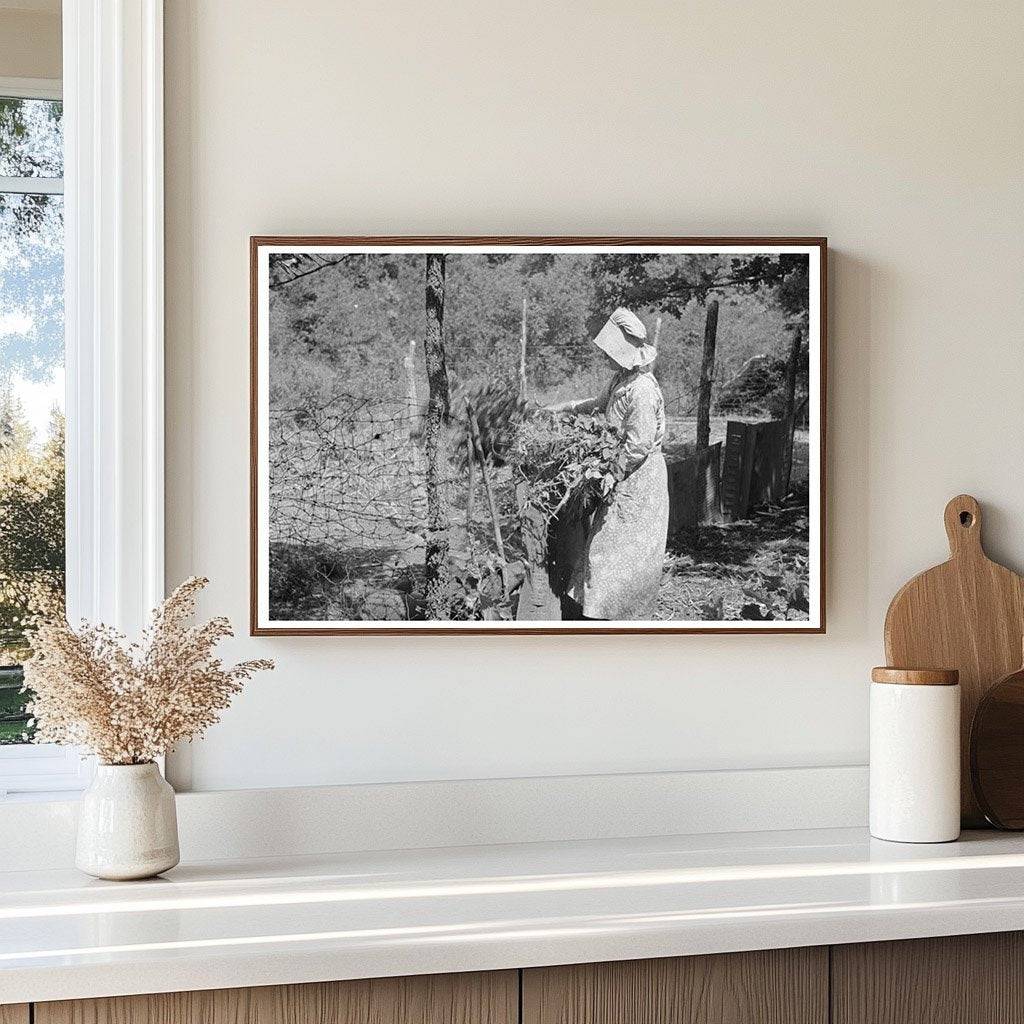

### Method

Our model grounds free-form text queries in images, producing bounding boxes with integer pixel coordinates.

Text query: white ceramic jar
[869,667,960,843]
[76,762,180,880]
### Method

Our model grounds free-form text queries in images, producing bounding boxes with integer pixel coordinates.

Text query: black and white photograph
[251,238,824,633]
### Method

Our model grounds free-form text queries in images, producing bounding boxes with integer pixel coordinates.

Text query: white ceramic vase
[76,762,180,880]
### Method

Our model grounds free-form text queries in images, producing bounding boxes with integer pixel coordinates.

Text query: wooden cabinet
[522,948,827,1024]
[34,971,517,1024]
[832,932,1024,1024]
[22,932,1024,1024]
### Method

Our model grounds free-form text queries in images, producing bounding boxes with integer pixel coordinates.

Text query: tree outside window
[0,94,65,744]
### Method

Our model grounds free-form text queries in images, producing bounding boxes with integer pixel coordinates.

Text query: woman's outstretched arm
[544,376,613,416]
[544,395,602,415]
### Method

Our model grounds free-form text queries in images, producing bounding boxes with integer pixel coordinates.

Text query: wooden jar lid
[871,667,960,686]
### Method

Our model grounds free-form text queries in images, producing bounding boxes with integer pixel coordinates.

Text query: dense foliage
[0,399,64,742]
[0,397,64,656]
[268,252,808,416]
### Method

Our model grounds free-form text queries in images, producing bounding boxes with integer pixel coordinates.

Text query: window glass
[0,97,64,745]
[0,98,63,178]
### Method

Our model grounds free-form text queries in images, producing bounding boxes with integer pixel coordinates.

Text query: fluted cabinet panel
[35,972,517,1024]
[522,948,828,1024]
[832,933,1024,1024]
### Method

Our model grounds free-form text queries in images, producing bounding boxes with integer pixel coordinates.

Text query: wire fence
[268,363,806,551]
[269,394,429,556]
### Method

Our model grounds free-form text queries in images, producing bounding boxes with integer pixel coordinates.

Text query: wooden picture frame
[251,237,827,635]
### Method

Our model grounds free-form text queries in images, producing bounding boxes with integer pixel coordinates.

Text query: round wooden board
[970,664,1024,829]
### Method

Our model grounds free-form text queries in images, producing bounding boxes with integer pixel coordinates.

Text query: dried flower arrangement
[22,577,273,765]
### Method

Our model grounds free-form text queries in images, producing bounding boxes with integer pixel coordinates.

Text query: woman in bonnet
[546,307,669,620]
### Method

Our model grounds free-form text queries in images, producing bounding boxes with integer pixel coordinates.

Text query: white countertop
[4,826,1024,1004]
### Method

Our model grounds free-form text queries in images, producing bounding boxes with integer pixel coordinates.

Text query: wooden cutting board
[884,494,1024,826]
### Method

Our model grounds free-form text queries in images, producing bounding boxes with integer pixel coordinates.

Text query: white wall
[164,0,1024,792]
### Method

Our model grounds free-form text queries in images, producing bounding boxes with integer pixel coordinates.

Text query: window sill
[0,744,93,799]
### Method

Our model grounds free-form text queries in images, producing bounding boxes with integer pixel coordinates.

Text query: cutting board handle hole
[944,495,983,557]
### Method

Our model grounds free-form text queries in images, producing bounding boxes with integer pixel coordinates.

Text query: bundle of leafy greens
[511,412,629,528]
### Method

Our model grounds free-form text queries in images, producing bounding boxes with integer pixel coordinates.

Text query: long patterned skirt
[566,451,669,620]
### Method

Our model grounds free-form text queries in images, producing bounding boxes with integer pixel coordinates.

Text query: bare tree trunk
[696,299,719,451]
[424,254,452,617]
[519,295,528,401]
[784,327,801,422]
[653,315,662,349]
[783,327,803,494]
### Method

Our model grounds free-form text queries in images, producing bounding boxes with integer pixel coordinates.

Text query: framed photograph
[251,237,826,634]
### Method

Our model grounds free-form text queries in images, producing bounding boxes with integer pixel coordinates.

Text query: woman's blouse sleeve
[620,380,660,472]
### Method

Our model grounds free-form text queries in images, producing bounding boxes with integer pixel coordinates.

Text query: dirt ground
[655,489,811,621]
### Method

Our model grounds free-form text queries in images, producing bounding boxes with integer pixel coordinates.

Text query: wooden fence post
[403,338,419,437]
[784,327,802,422]
[465,429,476,553]
[519,295,528,402]
[696,299,719,451]
[783,327,803,493]
[467,401,509,600]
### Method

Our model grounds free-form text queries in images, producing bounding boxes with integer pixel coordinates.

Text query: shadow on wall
[827,249,874,635]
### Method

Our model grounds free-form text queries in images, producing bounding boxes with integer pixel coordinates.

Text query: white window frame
[0,77,61,101]
[0,0,165,799]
